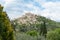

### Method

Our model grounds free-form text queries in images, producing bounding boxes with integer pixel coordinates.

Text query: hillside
[12,13,60,32]
[14,13,38,24]
[12,13,60,40]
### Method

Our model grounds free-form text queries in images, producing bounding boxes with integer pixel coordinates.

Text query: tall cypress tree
[0,5,14,40]
[40,19,47,37]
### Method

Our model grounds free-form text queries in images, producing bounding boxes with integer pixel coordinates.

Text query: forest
[0,5,60,40]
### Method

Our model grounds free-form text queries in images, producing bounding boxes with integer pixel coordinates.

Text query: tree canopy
[0,5,14,40]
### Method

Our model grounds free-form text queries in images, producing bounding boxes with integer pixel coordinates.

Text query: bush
[46,28,60,40]
[26,30,38,36]
[16,33,38,40]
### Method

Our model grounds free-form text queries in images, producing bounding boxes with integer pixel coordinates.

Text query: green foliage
[16,33,40,40]
[36,16,60,31]
[46,28,60,40]
[26,30,38,36]
[12,13,60,33]
[19,24,27,32]
[0,5,14,40]
[11,7,60,40]
[15,32,47,40]
[37,16,47,37]
[40,20,47,37]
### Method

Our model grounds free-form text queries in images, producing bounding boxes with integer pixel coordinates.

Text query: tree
[40,19,47,37]
[0,5,14,40]
[46,28,60,40]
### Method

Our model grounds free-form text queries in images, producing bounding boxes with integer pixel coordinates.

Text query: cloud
[41,2,60,21]
[30,0,60,21]
[4,0,14,3]
[0,0,5,6]
[0,0,60,21]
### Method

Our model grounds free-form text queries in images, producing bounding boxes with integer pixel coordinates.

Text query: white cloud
[29,0,60,21]
[4,0,13,3]
[4,0,15,8]
[25,4,34,8]
[42,2,60,8]
[41,2,60,21]
[20,0,60,21]
[1,0,60,21]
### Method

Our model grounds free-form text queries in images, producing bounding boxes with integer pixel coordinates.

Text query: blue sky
[0,0,60,21]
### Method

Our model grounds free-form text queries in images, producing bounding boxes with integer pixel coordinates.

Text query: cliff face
[13,13,39,24]
[12,13,60,29]
[11,13,60,32]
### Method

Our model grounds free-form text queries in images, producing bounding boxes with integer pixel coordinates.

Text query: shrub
[26,30,38,36]
[16,33,38,40]
[46,28,60,40]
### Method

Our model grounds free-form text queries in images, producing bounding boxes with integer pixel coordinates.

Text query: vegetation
[40,20,47,37]
[0,4,60,40]
[12,13,60,40]
[46,28,60,40]
[0,5,14,40]
[26,30,38,36]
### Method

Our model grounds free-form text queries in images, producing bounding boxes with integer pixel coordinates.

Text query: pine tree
[0,5,14,40]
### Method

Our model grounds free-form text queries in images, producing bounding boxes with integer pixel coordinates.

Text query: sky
[0,0,60,21]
